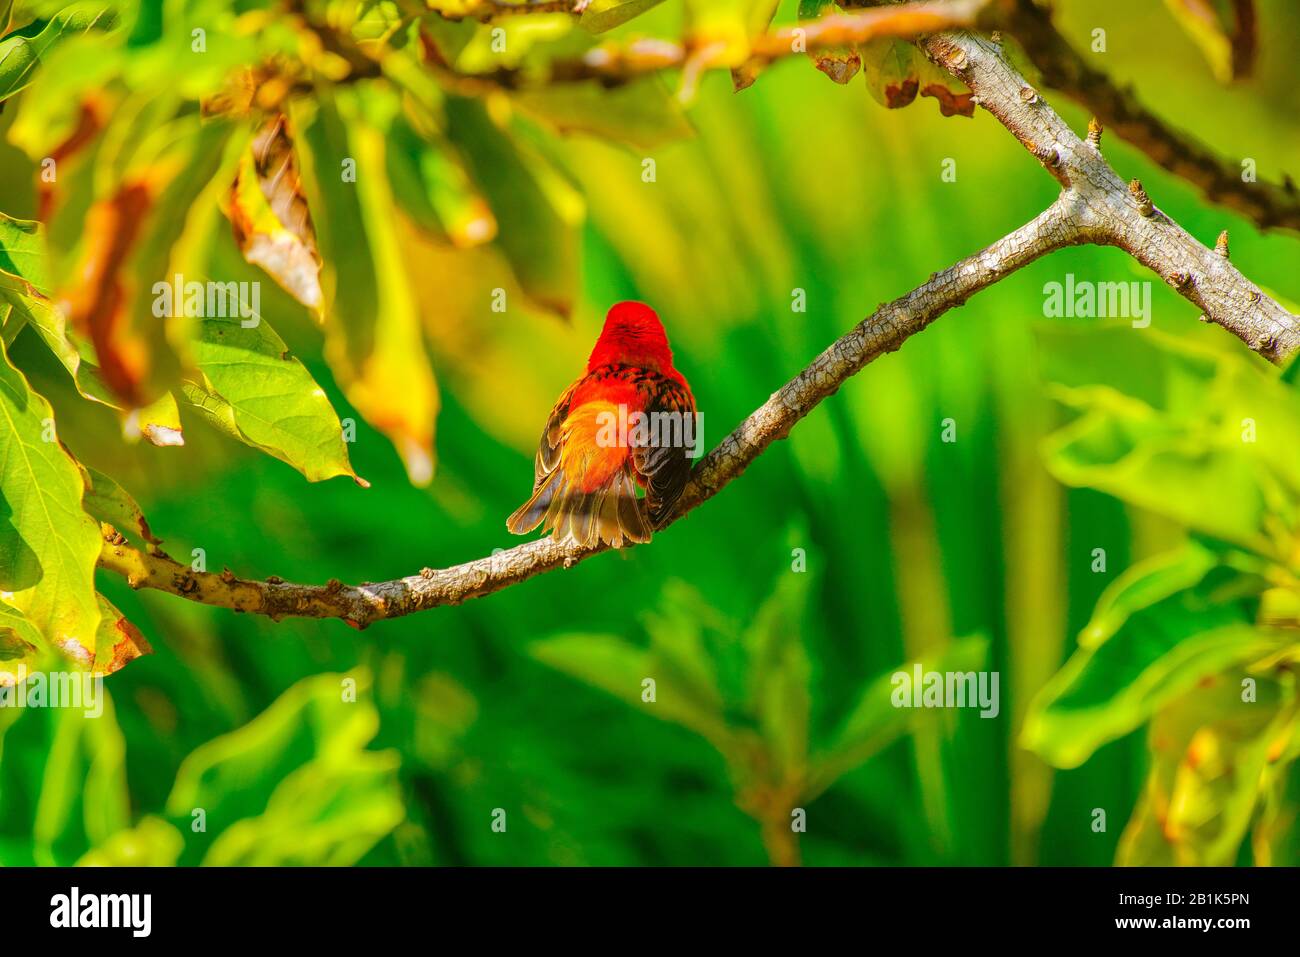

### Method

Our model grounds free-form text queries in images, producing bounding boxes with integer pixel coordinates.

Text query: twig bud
[1129,179,1154,216]
[1215,230,1230,259]
[1086,117,1103,149]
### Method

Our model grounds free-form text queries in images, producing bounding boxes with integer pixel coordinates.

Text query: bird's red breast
[506,301,697,548]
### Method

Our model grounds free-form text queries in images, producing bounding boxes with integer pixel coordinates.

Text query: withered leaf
[228,114,323,310]
[57,182,153,409]
[860,37,974,117]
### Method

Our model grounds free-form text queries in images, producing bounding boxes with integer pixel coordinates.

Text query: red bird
[507,301,697,548]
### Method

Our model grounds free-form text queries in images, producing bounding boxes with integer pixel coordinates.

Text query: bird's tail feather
[506,466,651,548]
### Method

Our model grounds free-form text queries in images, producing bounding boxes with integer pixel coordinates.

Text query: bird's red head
[587,301,677,374]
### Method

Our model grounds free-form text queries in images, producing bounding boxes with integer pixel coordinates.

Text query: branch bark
[98,10,1300,624]
[998,0,1300,234]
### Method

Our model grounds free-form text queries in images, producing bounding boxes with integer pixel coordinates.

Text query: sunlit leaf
[0,339,101,665]
[1023,616,1287,769]
[0,601,44,680]
[166,670,402,866]
[0,2,117,103]
[90,591,151,676]
[0,213,49,292]
[294,91,440,484]
[0,272,184,445]
[182,315,364,485]
[80,464,159,545]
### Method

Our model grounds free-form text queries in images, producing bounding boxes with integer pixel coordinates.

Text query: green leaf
[293,90,439,484]
[166,670,402,866]
[579,0,669,33]
[1023,614,1287,770]
[182,315,363,485]
[1038,326,1300,557]
[511,80,695,152]
[201,751,403,865]
[1118,672,1294,865]
[0,213,49,292]
[81,465,159,545]
[0,600,43,674]
[77,815,184,866]
[89,591,150,675]
[0,3,117,103]
[0,338,101,664]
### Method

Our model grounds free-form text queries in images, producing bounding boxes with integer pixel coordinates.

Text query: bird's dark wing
[632,377,697,528]
[532,378,581,489]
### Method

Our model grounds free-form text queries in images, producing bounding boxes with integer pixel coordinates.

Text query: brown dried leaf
[228,114,323,310]
[56,182,153,408]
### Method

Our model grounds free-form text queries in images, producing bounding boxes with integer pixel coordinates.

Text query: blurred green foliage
[0,0,1299,866]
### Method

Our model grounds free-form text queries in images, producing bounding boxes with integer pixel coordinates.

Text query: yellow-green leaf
[0,339,101,664]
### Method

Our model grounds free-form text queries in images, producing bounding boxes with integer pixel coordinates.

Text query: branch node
[1086,116,1103,149]
[1168,271,1193,290]
[1018,85,1039,104]
[420,567,435,579]
[220,567,237,584]
[1214,230,1230,259]
[1129,179,1155,216]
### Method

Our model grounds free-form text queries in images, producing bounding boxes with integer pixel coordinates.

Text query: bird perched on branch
[507,301,698,549]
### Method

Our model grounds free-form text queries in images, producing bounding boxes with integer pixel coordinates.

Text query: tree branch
[921,30,1300,360]
[998,0,1300,234]
[420,0,996,87]
[98,13,1300,624]
[98,200,1077,625]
